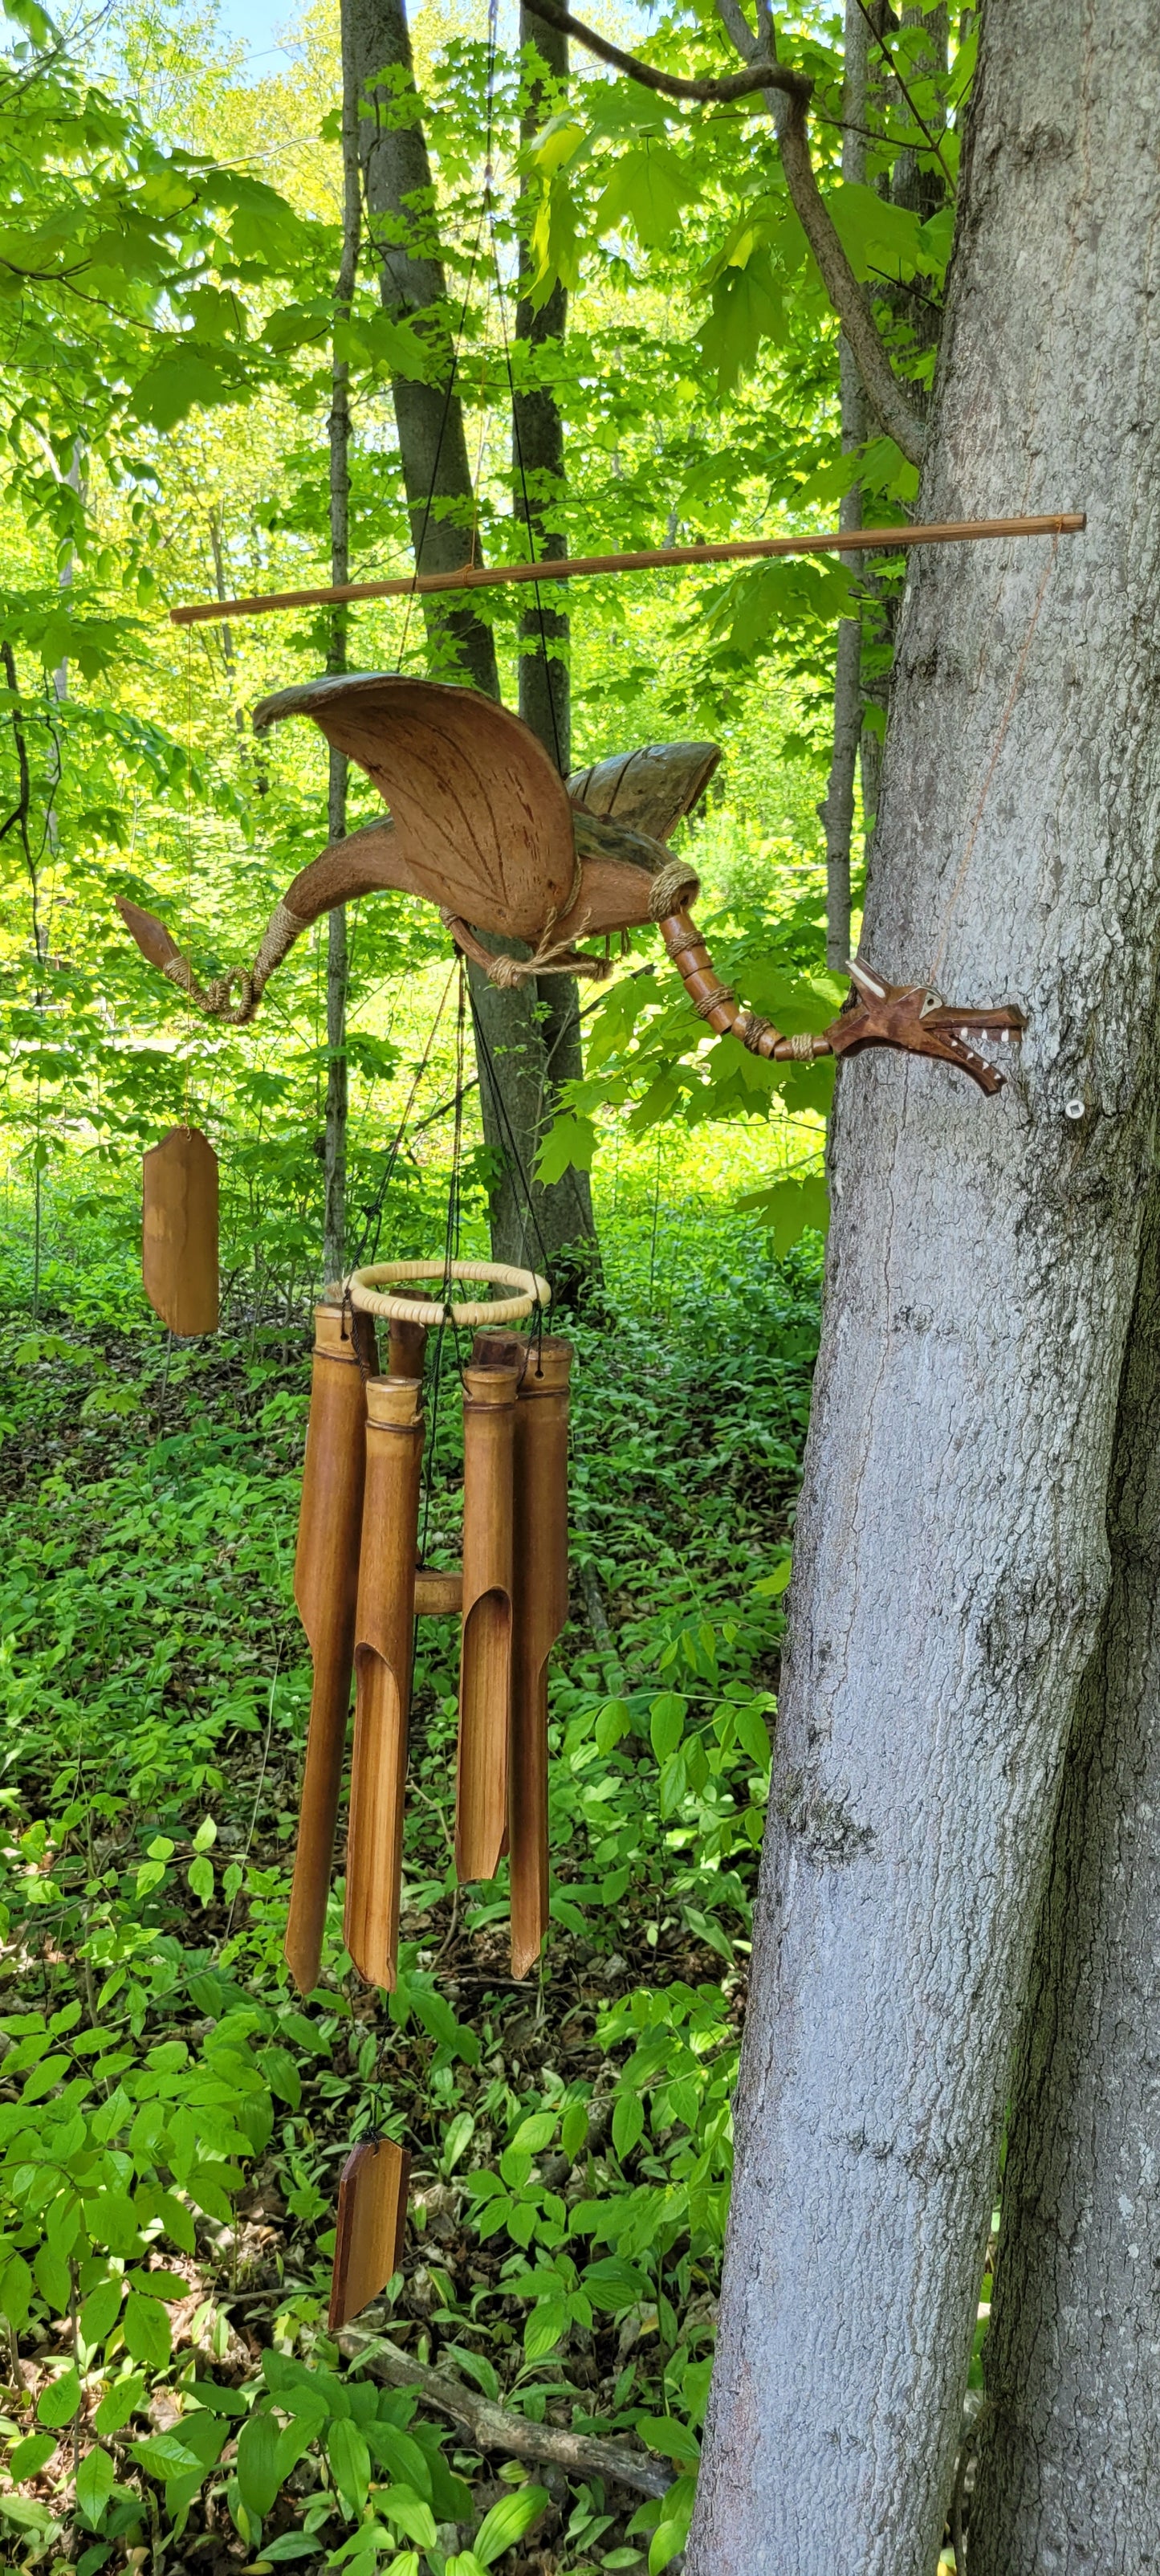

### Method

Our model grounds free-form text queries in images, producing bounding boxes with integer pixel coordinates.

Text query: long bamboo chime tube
[511,1339,572,1979]
[345,1376,425,1991]
[455,1363,520,1883]
[286,1303,378,1995]
[169,512,1086,626]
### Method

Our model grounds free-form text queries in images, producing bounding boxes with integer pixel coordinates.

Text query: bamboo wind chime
[284,1268,568,2329]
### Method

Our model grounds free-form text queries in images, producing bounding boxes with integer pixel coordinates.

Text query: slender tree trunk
[345,0,599,1287]
[966,1200,1160,2570]
[322,10,364,1287]
[819,0,867,970]
[686,6,1160,2569]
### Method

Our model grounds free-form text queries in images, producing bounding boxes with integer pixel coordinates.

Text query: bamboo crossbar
[169,512,1085,626]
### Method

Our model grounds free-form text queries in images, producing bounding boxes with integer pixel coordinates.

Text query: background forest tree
[0,0,1108,2570]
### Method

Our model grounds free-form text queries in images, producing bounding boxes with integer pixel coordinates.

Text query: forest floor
[0,1193,820,2575]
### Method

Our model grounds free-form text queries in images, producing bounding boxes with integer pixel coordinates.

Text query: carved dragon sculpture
[116,674,1025,1094]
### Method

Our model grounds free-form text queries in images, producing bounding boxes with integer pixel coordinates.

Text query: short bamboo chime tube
[285,1302,378,1996]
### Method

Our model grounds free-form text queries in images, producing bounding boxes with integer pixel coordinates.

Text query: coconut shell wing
[253,673,577,940]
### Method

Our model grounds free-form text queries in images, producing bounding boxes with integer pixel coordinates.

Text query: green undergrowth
[0,1185,820,2574]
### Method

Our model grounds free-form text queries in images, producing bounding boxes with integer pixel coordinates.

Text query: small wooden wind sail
[285,1302,378,1996]
[344,1376,425,1991]
[455,1361,519,1883]
[141,1126,219,1335]
[328,2137,410,2332]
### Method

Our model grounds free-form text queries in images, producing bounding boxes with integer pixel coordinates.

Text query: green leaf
[9,2431,56,2480]
[33,2242,71,2314]
[733,1701,774,1771]
[736,1172,829,1255]
[508,2112,555,2156]
[187,1854,214,1905]
[473,2485,550,2566]
[0,2255,32,2326]
[754,1556,792,1598]
[38,2365,81,2429]
[237,2405,282,2517]
[192,1815,218,1852]
[326,2415,371,2518]
[128,2431,205,2483]
[80,2277,123,2349]
[75,2443,115,2523]
[649,1694,686,1763]
[94,2373,146,2435]
[523,2294,569,2361]
[635,2416,701,2468]
[442,2110,474,2174]
[536,1112,596,1184]
[583,2255,649,2310]
[123,2289,171,2367]
[378,2484,438,2548]
[612,2089,645,2159]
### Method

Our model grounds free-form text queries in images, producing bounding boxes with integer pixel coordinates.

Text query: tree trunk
[686,5,1160,2569]
[348,0,598,1288]
[323,6,364,1287]
[819,0,868,971]
[966,1204,1160,2570]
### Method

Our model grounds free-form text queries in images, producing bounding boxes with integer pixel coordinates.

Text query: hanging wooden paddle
[455,1360,519,1883]
[473,1331,572,1976]
[285,1302,378,1995]
[345,1376,424,1991]
[328,2136,410,2331]
[141,1125,218,1335]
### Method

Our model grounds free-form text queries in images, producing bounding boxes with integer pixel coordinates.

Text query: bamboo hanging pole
[168,512,1085,627]
[456,1362,520,1884]
[286,1303,378,1995]
[345,1376,424,1991]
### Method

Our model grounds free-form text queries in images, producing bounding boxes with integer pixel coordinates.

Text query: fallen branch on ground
[337,2325,674,2499]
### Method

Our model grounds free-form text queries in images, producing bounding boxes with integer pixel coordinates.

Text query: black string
[470,1000,555,1288]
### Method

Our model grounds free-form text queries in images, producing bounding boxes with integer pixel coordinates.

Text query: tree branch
[523,0,925,466]
[337,2326,674,2499]
[717,0,925,463]
[521,0,807,104]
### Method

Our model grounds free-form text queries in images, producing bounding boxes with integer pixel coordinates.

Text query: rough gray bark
[819,0,868,970]
[347,0,597,1286]
[966,1206,1160,2568]
[322,13,364,1286]
[686,4,1160,2569]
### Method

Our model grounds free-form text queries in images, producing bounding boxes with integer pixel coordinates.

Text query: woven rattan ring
[344,1258,552,1330]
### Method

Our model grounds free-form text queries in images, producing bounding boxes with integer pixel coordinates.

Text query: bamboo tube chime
[285,1302,378,1995]
[455,1360,519,1885]
[345,1374,424,1991]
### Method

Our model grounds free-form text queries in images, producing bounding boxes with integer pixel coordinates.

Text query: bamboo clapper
[345,1376,425,1991]
[285,1303,378,1995]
